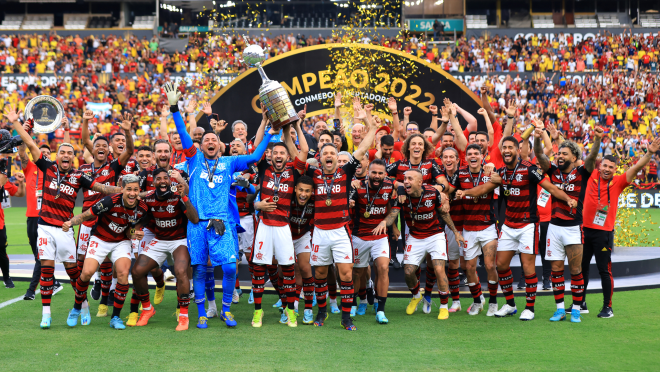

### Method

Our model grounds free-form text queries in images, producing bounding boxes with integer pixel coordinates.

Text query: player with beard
[165,82,273,329]
[63,174,147,330]
[435,147,465,313]
[130,169,199,330]
[534,125,602,323]
[77,121,134,315]
[250,109,308,327]
[7,105,123,329]
[450,144,500,316]
[458,135,576,320]
[351,159,396,324]
[382,169,464,320]
[82,110,138,178]
[293,101,379,331]
[284,176,315,324]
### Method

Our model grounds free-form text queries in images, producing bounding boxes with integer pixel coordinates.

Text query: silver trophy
[24,95,65,133]
[242,43,299,130]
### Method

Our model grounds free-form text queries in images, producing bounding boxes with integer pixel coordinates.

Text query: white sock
[572,303,581,311]
[413,292,421,299]
[109,278,118,292]
[189,279,193,289]
[329,298,337,304]
[207,300,216,309]
[440,303,448,309]
[90,272,98,282]
[43,306,51,315]
[557,301,565,310]
[367,279,373,289]
[294,300,298,311]
[82,300,89,309]
[143,305,152,311]
[180,313,188,318]
[452,299,461,305]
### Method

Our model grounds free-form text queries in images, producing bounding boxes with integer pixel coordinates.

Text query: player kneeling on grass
[63,174,147,330]
[384,169,464,320]
[128,168,199,331]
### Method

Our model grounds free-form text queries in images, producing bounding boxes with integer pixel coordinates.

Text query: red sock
[235,276,240,289]
[282,265,296,310]
[447,268,460,301]
[328,281,337,300]
[551,270,565,304]
[525,274,538,311]
[40,266,55,308]
[112,283,129,318]
[438,290,449,305]
[178,294,190,316]
[153,270,164,288]
[302,277,314,309]
[73,278,90,310]
[339,280,354,317]
[468,281,482,303]
[424,265,436,296]
[571,273,585,307]
[409,280,420,296]
[251,264,266,310]
[315,278,328,310]
[497,269,515,307]
[65,265,80,290]
[139,292,152,310]
[487,281,498,304]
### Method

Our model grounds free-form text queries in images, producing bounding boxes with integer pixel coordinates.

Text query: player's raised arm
[118,112,135,167]
[479,86,496,128]
[445,98,467,151]
[164,82,194,153]
[81,110,95,153]
[353,104,378,162]
[4,104,40,161]
[584,126,603,173]
[533,125,551,172]
[626,137,660,183]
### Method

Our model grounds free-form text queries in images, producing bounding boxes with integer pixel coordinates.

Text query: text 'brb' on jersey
[392,184,445,239]
[142,191,189,240]
[258,160,299,227]
[350,178,395,240]
[79,159,124,227]
[289,198,315,240]
[451,166,496,231]
[548,164,591,226]
[36,155,96,227]
[295,155,358,230]
[497,161,545,229]
[90,194,148,243]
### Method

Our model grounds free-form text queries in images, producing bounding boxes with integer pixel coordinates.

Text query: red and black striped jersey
[138,165,189,192]
[295,155,358,230]
[107,152,138,176]
[79,159,124,227]
[439,168,464,231]
[350,178,395,240]
[35,154,96,227]
[548,164,591,226]
[450,166,496,231]
[392,184,444,239]
[496,161,545,228]
[289,198,315,240]
[386,158,442,185]
[237,165,257,217]
[89,194,148,243]
[142,191,188,240]
[258,160,300,227]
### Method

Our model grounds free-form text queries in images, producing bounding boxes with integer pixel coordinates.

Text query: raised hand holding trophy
[242,42,299,130]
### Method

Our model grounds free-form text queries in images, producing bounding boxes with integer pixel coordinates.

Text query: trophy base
[270,115,300,131]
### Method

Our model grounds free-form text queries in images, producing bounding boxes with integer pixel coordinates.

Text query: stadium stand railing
[0,15,24,30]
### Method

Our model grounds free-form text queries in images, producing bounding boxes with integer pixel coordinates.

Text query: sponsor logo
[156,219,178,228]
[68,255,74,259]
[108,222,127,233]
[524,246,530,250]
[344,255,349,259]
[289,256,293,260]
[382,251,387,254]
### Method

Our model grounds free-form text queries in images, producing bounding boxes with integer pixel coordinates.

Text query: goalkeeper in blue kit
[164,82,274,328]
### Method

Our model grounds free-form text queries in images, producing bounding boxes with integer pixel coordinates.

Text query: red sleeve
[614,174,632,194]
[4,181,18,196]
[293,156,307,172]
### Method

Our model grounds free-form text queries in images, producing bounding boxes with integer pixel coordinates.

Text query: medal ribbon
[407,189,426,225]
[364,179,384,217]
[204,158,220,186]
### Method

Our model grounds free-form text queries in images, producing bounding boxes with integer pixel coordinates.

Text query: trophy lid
[242,44,266,68]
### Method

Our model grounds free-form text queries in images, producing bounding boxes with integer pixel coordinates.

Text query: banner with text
[0,73,238,89]
[619,189,660,209]
[200,43,486,143]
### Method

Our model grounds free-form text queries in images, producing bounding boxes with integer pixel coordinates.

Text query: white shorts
[463,224,498,261]
[403,233,448,267]
[445,228,464,261]
[293,231,312,257]
[37,224,77,263]
[86,236,132,265]
[498,223,538,255]
[252,222,295,266]
[545,223,583,261]
[310,226,353,266]
[352,236,390,268]
[141,238,187,266]
[238,215,256,253]
[77,225,93,256]
[135,228,156,256]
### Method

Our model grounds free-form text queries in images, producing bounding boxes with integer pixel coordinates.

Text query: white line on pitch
[0,290,41,310]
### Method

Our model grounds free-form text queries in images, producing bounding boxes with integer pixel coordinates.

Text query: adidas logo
[289,256,293,260]
[68,255,74,259]
[112,213,118,217]
[49,181,58,189]
[464,179,470,183]
[344,255,349,259]
[382,251,386,254]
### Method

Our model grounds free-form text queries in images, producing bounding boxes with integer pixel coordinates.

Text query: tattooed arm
[62,209,95,232]
[372,208,401,236]
[533,128,551,172]
[439,209,465,248]
[90,183,122,195]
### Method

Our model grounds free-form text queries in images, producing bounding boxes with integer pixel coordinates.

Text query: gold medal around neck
[473,198,478,203]
[325,199,332,206]
[411,220,415,226]
[364,212,370,218]
[272,196,280,202]
[504,189,510,196]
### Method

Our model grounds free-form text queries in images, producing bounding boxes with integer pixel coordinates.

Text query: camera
[0,129,23,154]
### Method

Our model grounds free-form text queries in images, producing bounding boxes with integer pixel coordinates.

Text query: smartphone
[212,113,219,121]
[333,119,341,131]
